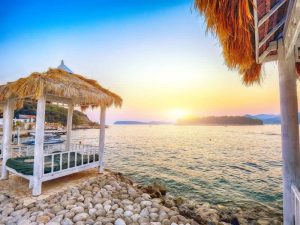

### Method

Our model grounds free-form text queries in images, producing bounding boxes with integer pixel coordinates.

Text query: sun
[170,109,188,120]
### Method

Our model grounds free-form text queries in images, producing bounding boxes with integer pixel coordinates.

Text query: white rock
[121,199,133,205]
[171,223,178,225]
[128,187,137,196]
[95,203,103,210]
[124,205,134,211]
[124,210,133,217]
[140,208,149,217]
[73,213,89,222]
[61,218,74,225]
[46,222,60,225]
[151,223,162,225]
[141,200,152,207]
[103,200,112,205]
[104,204,111,212]
[50,214,64,223]
[141,193,151,200]
[150,212,158,220]
[115,218,126,225]
[114,208,124,217]
[88,208,97,217]
[158,212,168,221]
[71,206,84,214]
[104,185,113,191]
[131,214,140,222]
[112,204,119,210]
[17,220,32,225]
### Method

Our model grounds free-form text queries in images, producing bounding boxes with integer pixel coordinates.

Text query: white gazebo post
[32,94,46,196]
[99,106,106,173]
[66,103,74,151]
[1,98,14,180]
[278,40,300,225]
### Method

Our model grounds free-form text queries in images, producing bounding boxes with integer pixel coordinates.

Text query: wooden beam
[259,17,286,48]
[66,103,74,151]
[258,0,287,27]
[278,39,300,225]
[1,99,14,180]
[46,94,73,105]
[32,94,46,196]
[258,40,278,63]
[99,107,106,173]
[253,0,260,63]
[284,0,300,58]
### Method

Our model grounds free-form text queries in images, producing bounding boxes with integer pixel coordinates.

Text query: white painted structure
[0,62,115,196]
[252,0,300,224]
[1,93,107,196]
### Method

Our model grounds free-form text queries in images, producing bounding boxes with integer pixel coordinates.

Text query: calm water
[70,125,283,213]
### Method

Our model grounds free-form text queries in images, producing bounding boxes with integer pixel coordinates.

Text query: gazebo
[195,0,299,224]
[0,61,122,196]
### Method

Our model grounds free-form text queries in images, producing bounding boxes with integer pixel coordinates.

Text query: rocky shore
[0,171,282,225]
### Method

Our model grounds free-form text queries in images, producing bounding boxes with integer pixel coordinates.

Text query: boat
[22,135,65,145]
[29,130,66,136]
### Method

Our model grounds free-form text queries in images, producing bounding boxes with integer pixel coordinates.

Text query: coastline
[0,170,282,225]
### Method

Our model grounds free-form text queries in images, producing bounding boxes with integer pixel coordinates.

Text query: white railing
[42,144,99,177]
[292,184,300,225]
[10,145,34,157]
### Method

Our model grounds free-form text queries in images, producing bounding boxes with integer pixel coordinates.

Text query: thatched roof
[0,68,122,109]
[194,0,290,84]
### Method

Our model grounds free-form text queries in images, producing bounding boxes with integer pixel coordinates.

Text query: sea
[70,125,283,214]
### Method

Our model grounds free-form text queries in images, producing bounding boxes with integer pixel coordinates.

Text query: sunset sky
[0,0,296,124]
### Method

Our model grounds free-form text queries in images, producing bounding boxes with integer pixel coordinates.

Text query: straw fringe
[195,0,261,84]
[0,68,122,108]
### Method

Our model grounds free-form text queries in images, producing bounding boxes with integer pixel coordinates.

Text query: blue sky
[0,0,284,124]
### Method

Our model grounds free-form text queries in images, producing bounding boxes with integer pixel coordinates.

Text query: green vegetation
[14,102,95,126]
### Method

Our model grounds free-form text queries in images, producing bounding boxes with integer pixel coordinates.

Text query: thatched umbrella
[0,67,122,109]
[195,0,300,224]
[195,0,261,84]
[0,62,122,196]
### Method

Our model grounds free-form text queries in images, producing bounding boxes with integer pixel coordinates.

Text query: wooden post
[17,127,20,146]
[66,103,74,151]
[32,94,46,196]
[99,106,106,173]
[278,40,300,225]
[1,99,14,180]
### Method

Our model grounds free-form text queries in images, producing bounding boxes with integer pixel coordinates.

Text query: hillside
[245,113,300,124]
[177,116,263,126]
[14,102,95,126]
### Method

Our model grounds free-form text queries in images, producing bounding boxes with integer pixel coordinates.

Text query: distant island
[245,113,300,124]
[177,116,263,126]
[114,121,174,125]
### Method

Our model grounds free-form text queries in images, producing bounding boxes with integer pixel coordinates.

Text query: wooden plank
[284,0,300,58]
[253,0,260,63]
[258,40,278,63]
[32,94,46,196]
[41,162,98,182]
[66,103,74,151]
[259,17,286,48]
[99,107,106,173]
[258,0,287,27]
[1,98,14,179]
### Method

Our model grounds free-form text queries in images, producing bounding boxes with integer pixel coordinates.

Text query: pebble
[115,218,126,225]
[124,210,133,217]
[73,213,89,222]
[0,172,281,225]
[61,218,74,225]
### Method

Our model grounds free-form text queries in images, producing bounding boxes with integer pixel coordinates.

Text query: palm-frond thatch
[195,0,261,84]
[0,68,122,109]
